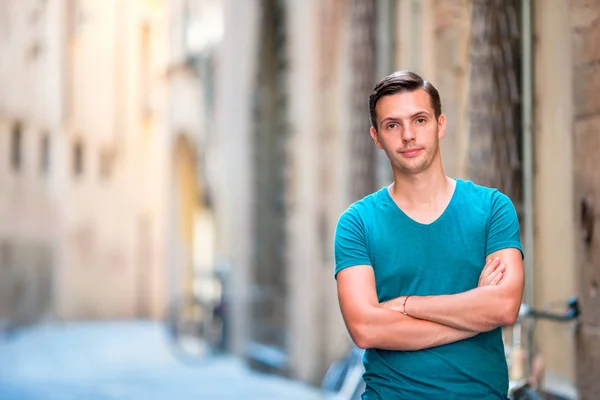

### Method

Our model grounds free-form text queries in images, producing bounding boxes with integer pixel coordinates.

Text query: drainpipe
[521,0,535,368]
[376,0,395,188]
[375,0,393,77]
[410,0,420,73]
[522,0,534,310]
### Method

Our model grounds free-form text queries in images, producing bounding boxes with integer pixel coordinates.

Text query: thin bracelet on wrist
[402,295,411,316]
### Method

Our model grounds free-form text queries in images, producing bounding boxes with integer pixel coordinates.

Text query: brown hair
[368,70,442,130]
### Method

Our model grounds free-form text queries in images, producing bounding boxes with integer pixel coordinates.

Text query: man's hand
[397,248,524,332]
[478,257,505,287]
[383,258,506,312]
[337,265,479,350]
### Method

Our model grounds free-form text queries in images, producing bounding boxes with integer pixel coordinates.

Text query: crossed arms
[336,248,524,351]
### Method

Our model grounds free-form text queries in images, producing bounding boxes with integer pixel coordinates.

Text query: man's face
[369,89,446,175]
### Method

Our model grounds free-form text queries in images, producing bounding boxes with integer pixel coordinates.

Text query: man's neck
[389,165,453,209]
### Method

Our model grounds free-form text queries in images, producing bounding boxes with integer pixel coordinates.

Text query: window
[0,1,12,41]
[67,0,84,38]
[99,147,115,180]
[73,140,84,177]
[140,23,152,121]
[65,0,85,122]
[40,133,50,175]
[10,122,22,171]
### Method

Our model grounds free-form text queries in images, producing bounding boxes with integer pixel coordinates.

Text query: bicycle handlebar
[518,296,579,322]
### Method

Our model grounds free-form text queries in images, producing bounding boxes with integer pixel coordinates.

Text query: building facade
[214,0,599,397]
[2,0,598,397]
[0,0,176,324]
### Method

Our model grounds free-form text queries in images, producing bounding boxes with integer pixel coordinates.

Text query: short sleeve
[486,190,524,259]
[334,207,372,279]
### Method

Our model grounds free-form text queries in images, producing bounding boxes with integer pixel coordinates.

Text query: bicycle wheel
[165,296,217,361]
[512,384,543,400]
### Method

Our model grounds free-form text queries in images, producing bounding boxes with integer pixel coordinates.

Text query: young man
[334,71,524,399]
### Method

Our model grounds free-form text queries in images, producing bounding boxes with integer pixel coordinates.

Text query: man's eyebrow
[410,110,432,118]
[380,117,401,125]
[380,111,432,125]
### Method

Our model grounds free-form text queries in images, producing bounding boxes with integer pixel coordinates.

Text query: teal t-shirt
[334,178,523,400]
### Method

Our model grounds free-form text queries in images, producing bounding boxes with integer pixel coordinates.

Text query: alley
[0,322,327,400]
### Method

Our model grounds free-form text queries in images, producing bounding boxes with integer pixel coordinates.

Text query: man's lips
[399,148,423,157]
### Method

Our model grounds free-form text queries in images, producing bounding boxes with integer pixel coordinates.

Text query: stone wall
[571,0,600,398]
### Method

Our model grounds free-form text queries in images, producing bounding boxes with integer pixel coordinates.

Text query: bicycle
[506,297,579,400]
[321,297,580,400]
[320,341,365,400]
[165,264,229,363]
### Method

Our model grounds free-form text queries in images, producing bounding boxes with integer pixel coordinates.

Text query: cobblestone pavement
[0,321,329,400]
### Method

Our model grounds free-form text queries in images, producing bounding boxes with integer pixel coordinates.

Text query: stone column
[571,1,600,397]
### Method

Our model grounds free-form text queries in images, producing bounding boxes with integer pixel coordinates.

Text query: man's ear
[370,126,383,150]
[437,114,447,139]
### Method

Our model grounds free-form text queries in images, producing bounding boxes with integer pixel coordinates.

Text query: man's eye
[387,123,398,129]
[416,118,426,124]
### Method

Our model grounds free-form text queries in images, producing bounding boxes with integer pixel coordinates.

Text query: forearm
[385,287,519,332]
[349,306,477,351]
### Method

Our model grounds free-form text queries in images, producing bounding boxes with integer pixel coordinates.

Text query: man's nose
[401,126,415,143]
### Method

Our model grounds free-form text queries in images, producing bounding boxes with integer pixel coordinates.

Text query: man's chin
[394,160,431,175]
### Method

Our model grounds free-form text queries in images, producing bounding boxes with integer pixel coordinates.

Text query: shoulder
[462,181,518,227]
[457,179,514,210]
[336,188,385,227]
[458,179,497,198]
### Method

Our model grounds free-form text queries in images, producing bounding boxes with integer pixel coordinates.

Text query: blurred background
[0,0,598,399]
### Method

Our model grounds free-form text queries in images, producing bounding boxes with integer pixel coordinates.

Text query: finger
[491,271,503,285]
[484,257,501,272]
[479,259,497,285]
[484,263,506,285]
[488,264,506,284]
[484,266,501,284]
[480,257,501,278]
[479,260,491,284]
[488,257,501,269]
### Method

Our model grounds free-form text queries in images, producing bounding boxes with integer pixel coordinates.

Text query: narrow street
[0,322,328,400]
